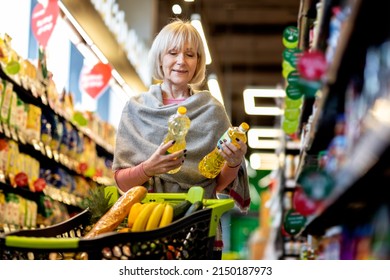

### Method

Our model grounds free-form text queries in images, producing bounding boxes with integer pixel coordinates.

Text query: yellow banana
[145,203,166,231]
[159,203,174,228]
[127,202,143,228]
[132,202,157,232]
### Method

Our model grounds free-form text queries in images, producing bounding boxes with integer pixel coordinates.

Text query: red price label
[79,163,88,173]
[297,51,327,81]
[293,186,321,216]
[15,172,28,187]
[33,178,47,192]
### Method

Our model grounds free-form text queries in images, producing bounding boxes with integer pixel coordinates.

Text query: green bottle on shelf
[163,106,191,174]
[198,122,249,179]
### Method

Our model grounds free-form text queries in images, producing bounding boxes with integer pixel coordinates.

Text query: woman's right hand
[142,141,186,176]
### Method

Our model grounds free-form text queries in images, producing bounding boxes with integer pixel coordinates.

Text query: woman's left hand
[218,139,247,167]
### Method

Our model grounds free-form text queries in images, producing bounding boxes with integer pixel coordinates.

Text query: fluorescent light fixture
[76,43,100,65]
[249,153,279,170]
[191,14,212,65]
[90,44,109,64]
[248,128,283,138]
[248,128,283,149]
[245,106,283,116]
[111,69,126,86]
[59,2,94,46]
[207,74,224,105]
[244,88,286,98]
[172,4,182,14]
[249,139,281,149]
[243,88,285,115]
[122,83,137,97]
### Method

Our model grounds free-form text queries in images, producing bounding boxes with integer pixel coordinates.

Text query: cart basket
[0,189,234,260]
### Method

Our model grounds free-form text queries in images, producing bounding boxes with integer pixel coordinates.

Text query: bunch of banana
[128,202,174,232]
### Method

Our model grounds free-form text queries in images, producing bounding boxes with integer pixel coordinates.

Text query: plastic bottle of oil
[164,106,191,174]
[198,122,249,178]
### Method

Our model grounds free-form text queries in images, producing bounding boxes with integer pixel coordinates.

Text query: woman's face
[161,43,198,86]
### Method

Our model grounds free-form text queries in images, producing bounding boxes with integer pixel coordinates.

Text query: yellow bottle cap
[240,122,250,131]
[177,106,187,115]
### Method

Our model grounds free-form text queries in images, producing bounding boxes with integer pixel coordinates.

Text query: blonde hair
[148,18,206,86]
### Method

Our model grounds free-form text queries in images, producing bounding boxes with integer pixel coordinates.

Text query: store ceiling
[157,0,301,134]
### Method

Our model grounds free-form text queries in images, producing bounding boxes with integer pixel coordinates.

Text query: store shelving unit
[0,66,115,217]
[292,0,390,253]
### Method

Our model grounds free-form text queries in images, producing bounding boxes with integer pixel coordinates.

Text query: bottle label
[216,130,231,149]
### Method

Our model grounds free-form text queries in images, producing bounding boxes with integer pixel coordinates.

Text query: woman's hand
[142,141,187,176]
[218,139,247,168]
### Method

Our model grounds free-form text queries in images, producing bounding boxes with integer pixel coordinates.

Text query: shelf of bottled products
[275,0,390,259]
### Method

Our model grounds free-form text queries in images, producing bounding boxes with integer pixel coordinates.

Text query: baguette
[84,186,147,238]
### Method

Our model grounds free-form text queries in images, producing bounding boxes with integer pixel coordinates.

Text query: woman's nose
[176,53,185,64]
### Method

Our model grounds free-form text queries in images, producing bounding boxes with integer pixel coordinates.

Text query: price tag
[287,71,300,86]
[286,84,303,100]
[284,209,306,235]
[293,186,321,216]
[297,50,327,81]
[283,48,302,68]
[298,167,334,201]
[282,26,299,49]
[15,172,28,187]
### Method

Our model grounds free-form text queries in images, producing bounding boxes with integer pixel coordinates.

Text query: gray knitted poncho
[112,84,250,211]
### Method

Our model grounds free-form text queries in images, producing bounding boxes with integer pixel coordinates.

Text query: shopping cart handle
[5,236,79,249]
[203,198,235,236]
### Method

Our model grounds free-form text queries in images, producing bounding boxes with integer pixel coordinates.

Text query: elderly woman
[112,18,250,259]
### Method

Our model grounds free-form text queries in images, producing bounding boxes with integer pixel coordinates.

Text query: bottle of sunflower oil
[164,106,191,174]
[198,122,249,179]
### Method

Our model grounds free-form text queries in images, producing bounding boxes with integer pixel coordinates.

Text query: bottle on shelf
[198,122,249,179]
[163,106,191,174]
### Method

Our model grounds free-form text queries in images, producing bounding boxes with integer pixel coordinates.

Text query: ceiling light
[172,4,182,15]
[243,88,284,115]
[76,43,100,65]
[248,128,283,149]
[191,14,212,65]
[249,139,281,149]
[248,128,283,138]
[90,44,109,64]
[207,74,224,105]
[59,2,94,46]
[244,88,286,98]
[245,106,283,116]
[249,153,279,170]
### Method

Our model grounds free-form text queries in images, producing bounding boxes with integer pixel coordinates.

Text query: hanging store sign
[79,62,112,99]
[31,0,59,48]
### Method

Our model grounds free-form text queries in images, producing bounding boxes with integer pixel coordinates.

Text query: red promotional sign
[31,0,59,48]
[80,62,112,99]
[297,50,327,81]
[293,186,321,216]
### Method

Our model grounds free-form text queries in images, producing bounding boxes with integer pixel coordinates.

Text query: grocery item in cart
[0,186,234,260]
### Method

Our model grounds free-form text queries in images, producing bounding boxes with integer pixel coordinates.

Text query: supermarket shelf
[303,113,390,236]
[296,0,390,237]
[295,0,364,178]
[0,67,114,159]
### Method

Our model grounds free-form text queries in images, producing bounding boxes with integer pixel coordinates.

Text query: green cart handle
[203,198,235,237]
[5,236,79,249]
